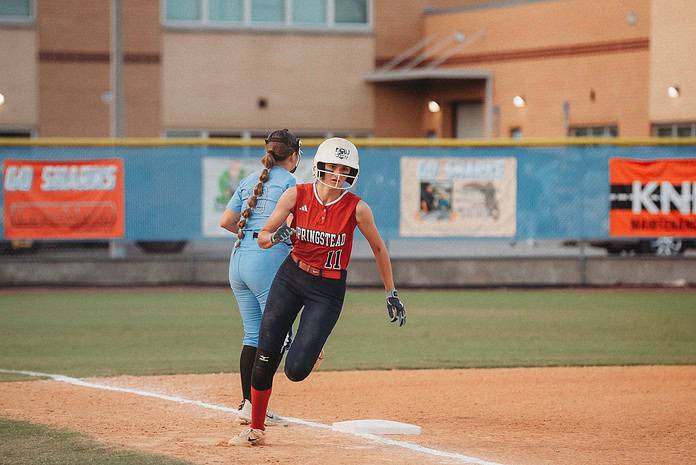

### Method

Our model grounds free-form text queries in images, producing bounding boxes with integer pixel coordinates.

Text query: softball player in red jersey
[226,137,406,446]
[219,129,301,426]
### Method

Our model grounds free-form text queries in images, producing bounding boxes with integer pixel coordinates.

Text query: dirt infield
[1,366,695,465]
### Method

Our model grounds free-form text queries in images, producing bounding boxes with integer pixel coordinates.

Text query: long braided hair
[236,129,300,244]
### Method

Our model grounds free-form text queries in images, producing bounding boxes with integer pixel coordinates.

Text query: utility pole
[111,0,124,139]
[109,0,126,258]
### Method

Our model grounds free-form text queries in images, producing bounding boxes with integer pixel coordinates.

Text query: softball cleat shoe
[237,399,282,426]
[237,399,252,425]
[263,407,282,426]
[227,427,265,447]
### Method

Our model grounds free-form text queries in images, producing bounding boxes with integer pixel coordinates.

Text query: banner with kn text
[3,159,124,239]
[609,158,696,237]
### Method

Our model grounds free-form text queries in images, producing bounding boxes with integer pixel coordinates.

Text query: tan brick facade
[0,28,36,129]
[373,81,424,137]
[372,0,657,137]
[122,0,161,137]
[1,0,694,139]
[649,0,696,125]
[373,0,429,58]
[162,31,374,134]
[35,0,160,137]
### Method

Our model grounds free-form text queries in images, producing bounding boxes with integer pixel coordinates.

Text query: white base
[332,419,421,435]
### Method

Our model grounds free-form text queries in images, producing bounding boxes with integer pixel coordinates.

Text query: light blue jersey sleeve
[285,172,297,190]
[226,167,296,231]
[226,181,245,213]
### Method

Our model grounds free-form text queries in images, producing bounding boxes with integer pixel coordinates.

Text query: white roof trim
[365,68,491,83]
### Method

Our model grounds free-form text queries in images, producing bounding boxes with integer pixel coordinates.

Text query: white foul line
[0,368,509,465]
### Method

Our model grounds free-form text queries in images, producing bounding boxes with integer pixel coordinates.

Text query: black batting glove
[270,224,295,245]
[386,289,406,327]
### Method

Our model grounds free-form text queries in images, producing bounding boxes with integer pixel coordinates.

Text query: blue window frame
[163,0,370,30]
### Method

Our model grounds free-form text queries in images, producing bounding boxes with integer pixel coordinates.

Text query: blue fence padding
[1,144,695,241]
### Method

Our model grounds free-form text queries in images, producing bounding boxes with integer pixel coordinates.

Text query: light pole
[111,0,123,139]
[109,0,126,258]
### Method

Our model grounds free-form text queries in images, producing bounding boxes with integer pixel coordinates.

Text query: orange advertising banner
[3,159,124,239]
[609,158,696,237]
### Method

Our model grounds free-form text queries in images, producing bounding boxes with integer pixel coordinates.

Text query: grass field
[1,288,695,381]
[0,417,194,465]
[1,288,696,465]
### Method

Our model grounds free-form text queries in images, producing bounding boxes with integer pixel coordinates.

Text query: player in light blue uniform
[219,129,301,424]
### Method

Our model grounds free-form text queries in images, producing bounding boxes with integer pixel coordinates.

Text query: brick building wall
[649,0,696,125]
[0,28,36,130]
[372,0,656,138]
[37,0,160,137]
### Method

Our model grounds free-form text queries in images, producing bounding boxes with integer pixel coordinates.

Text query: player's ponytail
[236,152,275,242]
[235,129,300,246]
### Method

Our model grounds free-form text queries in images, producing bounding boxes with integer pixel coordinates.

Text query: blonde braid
[236,152,276,244]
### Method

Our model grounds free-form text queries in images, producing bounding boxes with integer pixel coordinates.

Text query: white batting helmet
[312,137,360,190]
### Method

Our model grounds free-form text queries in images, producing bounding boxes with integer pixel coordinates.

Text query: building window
[510,127,522,140]
[209,0,243,22]
[165,0,200,20]
[568,125,618,138]
[0,129,32,138]
[293,0,325,24]
[655,126,673,138]
[164,129,369,139]
[0,0,33,21]
[335,0,367,23]
[163,0,370,30]
[164,130,206,138]
[251,0,284,23]
[652,123,696,138]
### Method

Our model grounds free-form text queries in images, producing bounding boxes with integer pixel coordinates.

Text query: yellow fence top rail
[1,137,696,147]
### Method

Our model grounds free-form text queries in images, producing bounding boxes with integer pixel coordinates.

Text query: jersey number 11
[324,250,342,270]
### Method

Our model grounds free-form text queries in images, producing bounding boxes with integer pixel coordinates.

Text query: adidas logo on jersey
[299,205,309,212]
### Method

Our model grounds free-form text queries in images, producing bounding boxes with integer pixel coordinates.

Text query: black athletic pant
[252,256,346,389]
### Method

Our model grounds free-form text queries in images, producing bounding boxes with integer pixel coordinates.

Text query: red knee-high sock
[251,387,272,430]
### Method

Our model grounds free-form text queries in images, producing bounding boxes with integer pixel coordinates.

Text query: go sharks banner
[400,157,517,237]
[3,159,124,239]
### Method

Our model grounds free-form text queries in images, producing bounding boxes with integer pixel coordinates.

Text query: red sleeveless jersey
[291,183,361,271]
